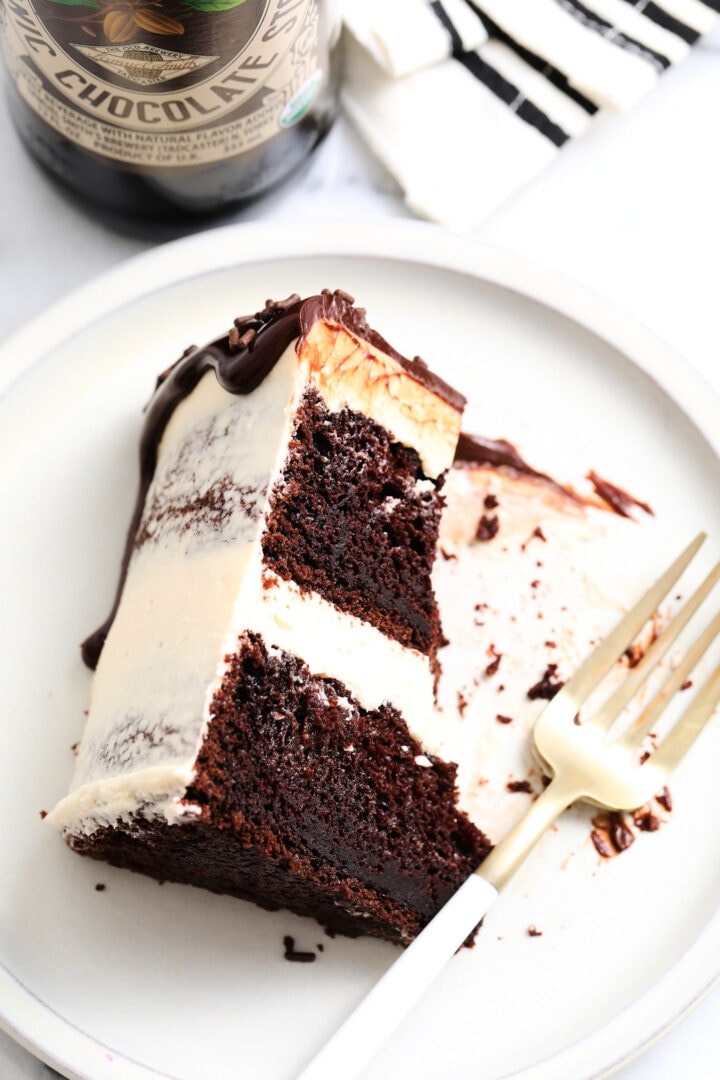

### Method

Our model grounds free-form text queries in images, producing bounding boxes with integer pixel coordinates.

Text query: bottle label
[0,0,329,168]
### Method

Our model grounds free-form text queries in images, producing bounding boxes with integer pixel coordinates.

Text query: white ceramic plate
[1,222,719,1080]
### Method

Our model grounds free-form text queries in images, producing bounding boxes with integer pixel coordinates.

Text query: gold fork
[298,532,720,1080]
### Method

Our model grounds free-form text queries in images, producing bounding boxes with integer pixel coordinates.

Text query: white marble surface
[1,21,720,1080]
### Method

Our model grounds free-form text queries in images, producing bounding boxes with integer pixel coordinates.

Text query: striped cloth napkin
[341,0,719,229]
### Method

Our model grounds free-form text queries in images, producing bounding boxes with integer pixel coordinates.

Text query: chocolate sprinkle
[283,935,317,963]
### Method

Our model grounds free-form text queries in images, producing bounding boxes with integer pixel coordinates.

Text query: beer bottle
[0,0,340,226]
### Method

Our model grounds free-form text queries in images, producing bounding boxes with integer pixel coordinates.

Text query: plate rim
[1,218,718,1080]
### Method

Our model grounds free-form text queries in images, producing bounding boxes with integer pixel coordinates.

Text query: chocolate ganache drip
[455,432,550,475]
[81,292,305,669]
[454,432,580,504]
[82,289,464,670]
[586,470,654,519]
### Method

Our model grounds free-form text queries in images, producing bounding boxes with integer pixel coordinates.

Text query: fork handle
[479,776,582,891]
[297,777,578,1080]
[296,873,499,1080]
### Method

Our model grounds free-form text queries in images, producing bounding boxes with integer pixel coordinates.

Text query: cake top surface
[151,289,465,424]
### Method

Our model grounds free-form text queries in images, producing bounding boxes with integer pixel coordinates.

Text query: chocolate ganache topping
[82,289,465,670]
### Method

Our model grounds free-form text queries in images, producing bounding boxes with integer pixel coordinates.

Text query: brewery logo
[71,41,218,87]
[43,0,248,44]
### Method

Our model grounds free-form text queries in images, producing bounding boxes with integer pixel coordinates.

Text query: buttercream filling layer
[49,571,437,834]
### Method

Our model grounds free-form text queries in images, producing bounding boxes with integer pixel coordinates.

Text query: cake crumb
[496,714,513,725]
[506,779,533,794]
[439,547,457,561]
[283,935,316,963]
[590,829,615,859]
[95,883,106,892]
[655,787,673,812]
[527,925,543,937]
[485,646,502,677]
[633,808,661,832]
[610,813,635,851]
[527,664,564,701]
[476,513,500,542]
[591,811,635,857]
[624,643,645,669]
[521,527,546,552]
[39,810,47,819]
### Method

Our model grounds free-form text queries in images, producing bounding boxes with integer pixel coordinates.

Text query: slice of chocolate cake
[48,290,491,944]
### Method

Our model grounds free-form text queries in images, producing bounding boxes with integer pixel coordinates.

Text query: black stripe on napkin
[617,0,699,44]
[698,0,720,11]
[554,0,672,70]
[467,5,599,114]
[457,52,570,146]
[430,0,465,54]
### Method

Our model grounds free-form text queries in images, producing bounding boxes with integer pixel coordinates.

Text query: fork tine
[587,559,720,736]
[548,532,706,715]
[618,608,720,757]
[643,660,720,776]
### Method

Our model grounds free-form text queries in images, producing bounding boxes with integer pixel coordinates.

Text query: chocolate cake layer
[67,632,490,943]
[263,388,444,656]
[67,817,423,942]
[178,632,490,940]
